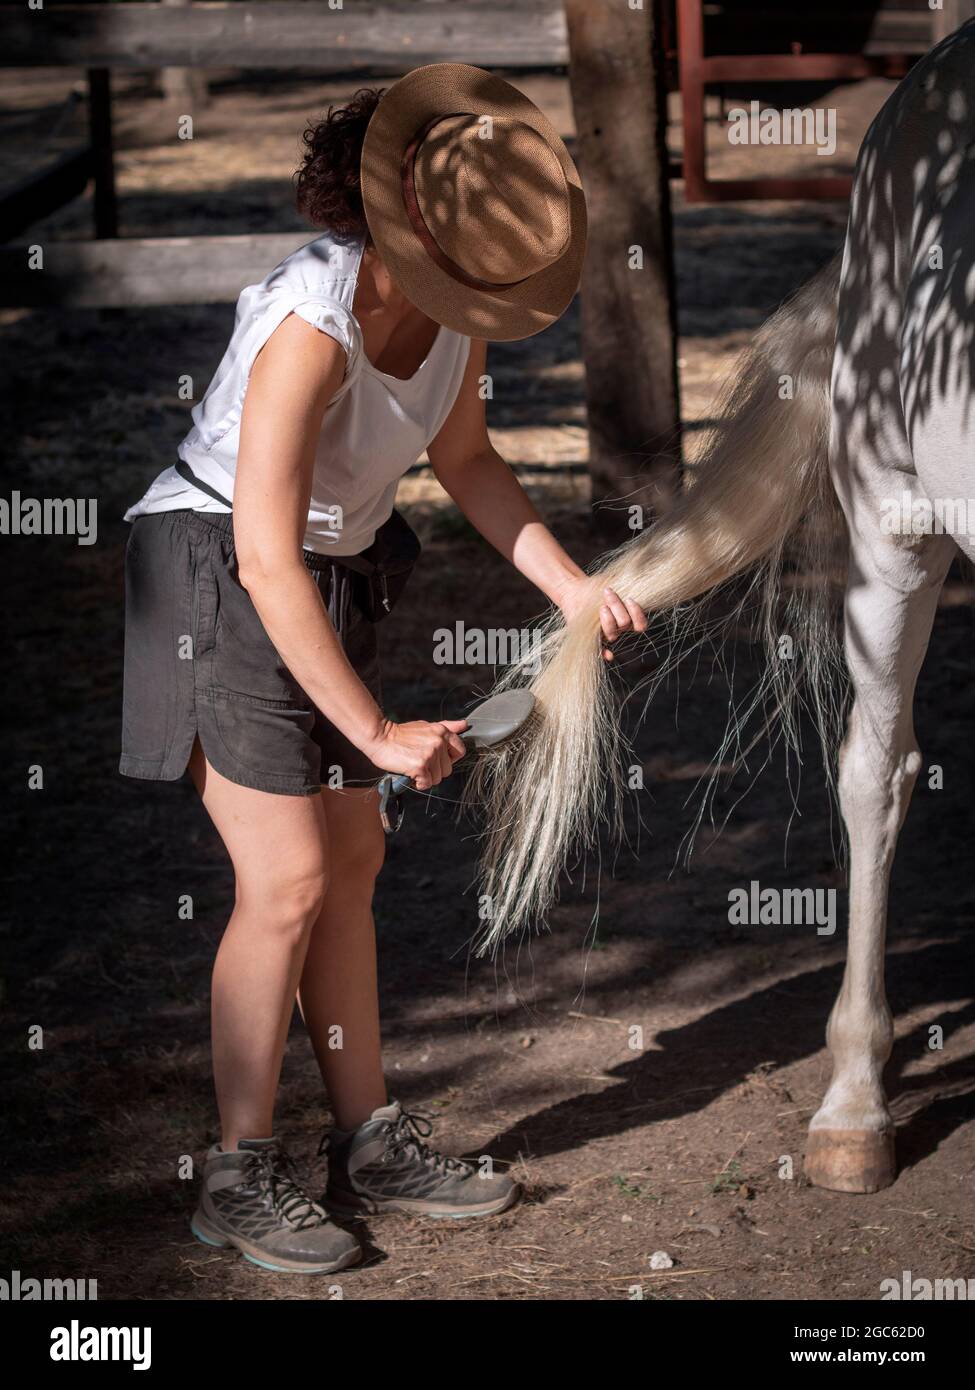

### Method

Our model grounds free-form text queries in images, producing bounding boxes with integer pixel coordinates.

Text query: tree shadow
[477,935,975,1169]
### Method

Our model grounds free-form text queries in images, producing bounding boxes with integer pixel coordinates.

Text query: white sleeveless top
[124,231,471,556]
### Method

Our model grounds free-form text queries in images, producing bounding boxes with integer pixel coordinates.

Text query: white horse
[472,20,975,1194]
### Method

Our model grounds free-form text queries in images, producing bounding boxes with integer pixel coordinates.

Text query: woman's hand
[559,578,649,662]
[364,718,469,790]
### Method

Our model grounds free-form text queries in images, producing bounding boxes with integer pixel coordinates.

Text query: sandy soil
[1,65,973,1302]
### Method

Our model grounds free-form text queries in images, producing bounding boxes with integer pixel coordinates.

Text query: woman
[120,63,647,1274]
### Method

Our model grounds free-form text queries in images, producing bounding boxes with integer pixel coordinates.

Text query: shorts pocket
[121,517,186,765]
[209,549,307,706]
[201,685,319,782]
[203,684,309,713]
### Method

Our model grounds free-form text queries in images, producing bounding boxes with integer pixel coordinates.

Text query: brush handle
[384,728,477,797]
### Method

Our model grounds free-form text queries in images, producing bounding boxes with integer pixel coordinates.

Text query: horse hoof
[804,1127,896,1193]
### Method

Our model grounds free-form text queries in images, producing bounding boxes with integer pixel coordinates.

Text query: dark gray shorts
[119,509,383,796]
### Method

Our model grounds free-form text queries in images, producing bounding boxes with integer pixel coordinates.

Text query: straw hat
[360,63,587,341]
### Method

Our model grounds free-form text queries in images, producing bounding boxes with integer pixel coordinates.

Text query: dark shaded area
[701,1,931,57]
[2,476,973,1296]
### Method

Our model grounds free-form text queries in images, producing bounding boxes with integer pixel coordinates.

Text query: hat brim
[360,63,587,342]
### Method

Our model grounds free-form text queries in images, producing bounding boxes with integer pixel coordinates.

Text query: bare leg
[188,740,330,1148]
[298,786,388,1131]
[805,552,949,1192]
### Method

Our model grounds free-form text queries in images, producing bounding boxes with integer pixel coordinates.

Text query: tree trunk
[564,0,681,526]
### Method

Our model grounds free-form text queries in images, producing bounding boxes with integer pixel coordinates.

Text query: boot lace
[246,1147,328,1230]
[385,1108,471,1175]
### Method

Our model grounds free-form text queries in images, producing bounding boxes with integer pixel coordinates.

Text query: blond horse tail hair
[467,251,847,955]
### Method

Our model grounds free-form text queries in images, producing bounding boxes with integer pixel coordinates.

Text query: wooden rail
[0,1,956,303]
[0,233,314,307]
[0,1,568,274]
[0,1,940,72]
[0,2,570,72]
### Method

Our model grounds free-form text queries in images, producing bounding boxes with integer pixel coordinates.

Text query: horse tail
[468,251,847,954]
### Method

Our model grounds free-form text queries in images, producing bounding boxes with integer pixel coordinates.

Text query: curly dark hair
[294,87,385,237]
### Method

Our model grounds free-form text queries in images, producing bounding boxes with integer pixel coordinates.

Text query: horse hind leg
[804,541,951,1193]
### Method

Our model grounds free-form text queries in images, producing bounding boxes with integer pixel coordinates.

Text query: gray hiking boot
[191,1137,361,1273]
[322,1101,519,1219]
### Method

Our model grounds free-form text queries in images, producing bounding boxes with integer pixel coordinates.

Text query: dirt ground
[2,66,974,1303]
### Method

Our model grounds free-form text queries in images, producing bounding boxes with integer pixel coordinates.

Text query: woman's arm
[427,340,647,659]
[233,313,467,789]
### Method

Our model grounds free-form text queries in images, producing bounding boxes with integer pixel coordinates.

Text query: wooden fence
[0,1,957,309]
[0,1,575,307]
